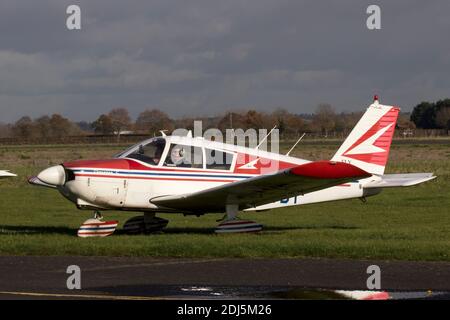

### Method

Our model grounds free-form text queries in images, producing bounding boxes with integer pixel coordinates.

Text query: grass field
[0,140,449,260]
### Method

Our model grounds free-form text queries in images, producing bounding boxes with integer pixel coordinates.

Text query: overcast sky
[0,0,449,122]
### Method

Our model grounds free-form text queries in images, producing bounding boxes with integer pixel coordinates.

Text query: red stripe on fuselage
[75,173,238,183]
[65,159,132,170]
[64,157,299,175]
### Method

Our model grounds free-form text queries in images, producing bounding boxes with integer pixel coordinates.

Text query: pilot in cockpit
[132,141,165,165]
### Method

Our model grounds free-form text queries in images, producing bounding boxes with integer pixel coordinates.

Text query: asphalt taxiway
[0,256,449,299]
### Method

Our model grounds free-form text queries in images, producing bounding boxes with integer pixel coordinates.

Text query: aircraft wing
[364,173,436,188]
[0,170,16,179]
[150,161,371,213]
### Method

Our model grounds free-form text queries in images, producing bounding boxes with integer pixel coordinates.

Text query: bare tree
[0,123,12,138]
[435,106,450,129]
[12,116,35,139]
[35,116,52,139]
[397,113,416,129]
[108,108,131,140]
[313,103,336,137]
[92,114,114,135]
[49,114,80,137]
[244,110,265,129]
[271,109,306,137]
[217,112,246,131]
[135,109,174,136]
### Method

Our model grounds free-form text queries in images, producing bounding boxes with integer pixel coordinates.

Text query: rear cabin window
[164,144,203,168]
[205,149,234,170]
[126,139,166,166]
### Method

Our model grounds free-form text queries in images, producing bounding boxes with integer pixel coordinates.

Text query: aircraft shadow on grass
[0,225,75,236]
[159,225,359,235]
[0,224,359,236]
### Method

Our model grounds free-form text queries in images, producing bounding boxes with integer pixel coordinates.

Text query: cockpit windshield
[116,138,166,166]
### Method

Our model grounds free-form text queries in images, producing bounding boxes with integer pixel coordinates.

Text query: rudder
[331,98,400,176]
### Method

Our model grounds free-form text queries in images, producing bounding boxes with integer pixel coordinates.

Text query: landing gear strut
[93,211,103,220]
[215,204,263,233]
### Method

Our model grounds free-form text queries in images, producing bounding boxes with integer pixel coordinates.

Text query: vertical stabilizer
[331,97,400,175]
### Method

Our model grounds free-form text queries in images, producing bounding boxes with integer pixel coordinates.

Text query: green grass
[0,141,449,260]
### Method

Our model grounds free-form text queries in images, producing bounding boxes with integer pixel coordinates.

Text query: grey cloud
[0,0,450,122]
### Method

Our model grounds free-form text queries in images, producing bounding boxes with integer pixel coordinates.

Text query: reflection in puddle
[175,286,450,300]
[181,287,223,296]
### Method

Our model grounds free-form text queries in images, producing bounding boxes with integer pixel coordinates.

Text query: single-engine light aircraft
[29,97,436,235]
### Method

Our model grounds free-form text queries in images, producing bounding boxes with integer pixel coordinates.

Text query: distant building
[114,130,135,136]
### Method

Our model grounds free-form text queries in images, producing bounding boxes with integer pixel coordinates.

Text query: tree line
[0,99,448,141]
[410,99,450,129]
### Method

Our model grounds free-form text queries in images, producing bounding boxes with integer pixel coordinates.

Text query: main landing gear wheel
[215,204,263,234]
[77,211,119,238]
[123,213,169,234]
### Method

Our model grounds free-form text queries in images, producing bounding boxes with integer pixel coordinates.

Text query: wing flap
[151,161,370,213]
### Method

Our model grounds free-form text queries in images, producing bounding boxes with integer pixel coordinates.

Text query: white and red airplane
[0,170,16,179]
[29,97,435,235]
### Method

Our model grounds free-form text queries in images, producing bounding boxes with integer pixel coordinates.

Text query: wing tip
[0,171,16,178]
[291,161,371,180]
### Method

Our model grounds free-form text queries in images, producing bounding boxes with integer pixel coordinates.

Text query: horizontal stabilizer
[364,173,436,188]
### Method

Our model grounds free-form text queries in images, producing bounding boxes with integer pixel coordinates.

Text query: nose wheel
[77,211,118,238]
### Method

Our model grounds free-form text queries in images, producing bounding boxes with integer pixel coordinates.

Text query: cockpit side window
[205,148,234,170]
[126,139,166,165]
[164,144,203,168]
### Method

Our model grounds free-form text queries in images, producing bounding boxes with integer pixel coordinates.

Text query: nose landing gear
[94,211,103,220]
[77,211,119,238]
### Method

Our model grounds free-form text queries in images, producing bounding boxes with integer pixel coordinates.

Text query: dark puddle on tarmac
[172,286,450,300]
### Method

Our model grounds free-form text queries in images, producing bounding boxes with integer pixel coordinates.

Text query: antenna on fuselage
[160,130,167,137]
[286,133,306,156]
[255,126,277,150]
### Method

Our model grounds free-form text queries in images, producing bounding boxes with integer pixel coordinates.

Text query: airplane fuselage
[41,135,382,215]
